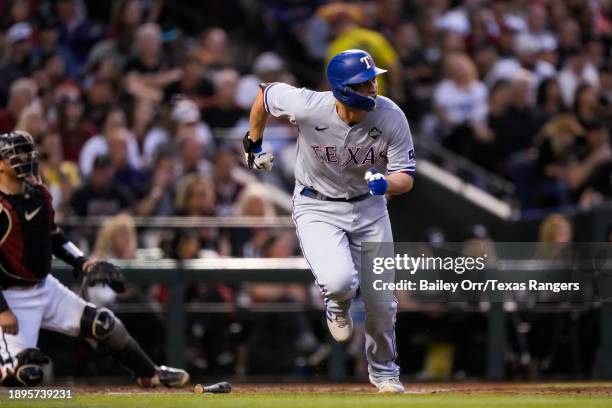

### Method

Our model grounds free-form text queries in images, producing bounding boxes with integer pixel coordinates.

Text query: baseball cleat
[137,366,190,388]
[369,375,405,394]
[326,309,353,342]
[158,365,190,387]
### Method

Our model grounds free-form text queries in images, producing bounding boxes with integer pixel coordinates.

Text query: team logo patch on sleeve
[368,127,381,139]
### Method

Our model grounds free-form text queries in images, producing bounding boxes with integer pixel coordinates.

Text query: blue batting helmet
[326,49,387,111]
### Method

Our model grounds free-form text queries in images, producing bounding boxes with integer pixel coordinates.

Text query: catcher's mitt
[84,261,127,293]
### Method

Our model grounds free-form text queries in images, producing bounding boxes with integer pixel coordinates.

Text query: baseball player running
[244,49,415,393]
[0,131,189,387]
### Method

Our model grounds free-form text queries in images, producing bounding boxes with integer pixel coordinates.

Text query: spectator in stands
[126,97,159,166]
[573,83,604,127]
[176,133,215,203]
[574,120,612,207]
[0,0,30,29]
[235,52,292,111]
[231,186,276,257]
[52,87,97,162]
[86,0,144,75]
[484,79,513,171]
[439,30,466,56]
[522,5,557,53]
[123,23,182,102]
[213,148,245,217]
[136,147,177,217]
[0,22,34,106]
[37,130,81,217]
[92,213,138,260]
[600,64,612,111]
[55,0,106,69]
[539,213,573,244]
[192,27,232,71]
[69,154,134,217]
[166,229,201,261]
[145,97,214,164]
[79,107,142,177]
[174,174,221,255]
[534,113,583,207]
[83,78,118,127]
[491,70,543,174]
[163,55,214,107]
[0,77,36,133]
[175,173,215,218]
[535,77,564,121]
[40,52,72,94]
[431,53,490,157]
[392,22,434,123]
[106,126,149,193]
[584,35,607,72]
[555,18,582,68]
[201,68,246,131]
[324,2,404,103]
[15,103,46,142]
[32,15,79,79]
[465,8,499,56]
[558,48,600,108]
[486,32,556,87]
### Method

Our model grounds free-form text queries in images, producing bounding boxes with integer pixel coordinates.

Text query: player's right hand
[0,310,18,335]
[365,168,388,195]
[249,149,274,171]
[243,131,274,171]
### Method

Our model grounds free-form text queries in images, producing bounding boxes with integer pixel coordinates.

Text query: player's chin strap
[336,85,376,111]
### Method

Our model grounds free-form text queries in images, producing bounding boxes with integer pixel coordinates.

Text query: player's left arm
[386,172,413,195]
[384,112,416,195]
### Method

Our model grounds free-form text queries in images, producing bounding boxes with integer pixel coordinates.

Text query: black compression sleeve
[0,291,9,313]
[51,230,87,276]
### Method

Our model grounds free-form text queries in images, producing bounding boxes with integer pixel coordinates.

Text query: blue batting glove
[364,168,388,195]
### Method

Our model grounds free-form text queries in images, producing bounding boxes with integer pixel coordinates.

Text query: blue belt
[300,187,370,202]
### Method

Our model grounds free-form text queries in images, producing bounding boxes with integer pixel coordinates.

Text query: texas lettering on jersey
[264,82,416,198]
[311,145,387,167]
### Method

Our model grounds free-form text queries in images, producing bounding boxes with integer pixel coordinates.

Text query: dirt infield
[70,382,612,396]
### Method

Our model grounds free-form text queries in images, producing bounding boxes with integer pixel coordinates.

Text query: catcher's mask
[0,131,39,180]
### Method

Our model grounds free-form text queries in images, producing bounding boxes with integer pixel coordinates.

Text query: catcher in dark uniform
[0,130,189,387]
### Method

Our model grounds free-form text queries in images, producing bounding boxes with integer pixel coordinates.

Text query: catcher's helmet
[0,131,39,180]
[326,49,387,111]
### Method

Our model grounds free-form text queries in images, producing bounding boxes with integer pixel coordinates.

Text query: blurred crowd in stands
[1,0,610,379]
[0,0,610,234]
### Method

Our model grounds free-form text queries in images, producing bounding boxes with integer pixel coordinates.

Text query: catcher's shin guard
[80,305,157,378]
[1,348,50,387]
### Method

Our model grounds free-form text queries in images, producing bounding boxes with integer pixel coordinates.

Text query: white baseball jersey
[263,83,416,198]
